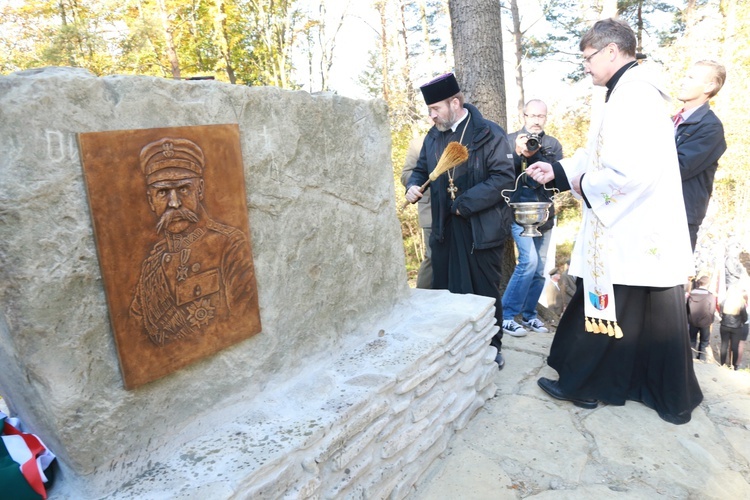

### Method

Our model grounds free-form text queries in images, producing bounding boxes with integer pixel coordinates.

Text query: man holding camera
[500,99,563,337]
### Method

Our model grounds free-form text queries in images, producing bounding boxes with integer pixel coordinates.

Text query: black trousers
[689,324,711,345]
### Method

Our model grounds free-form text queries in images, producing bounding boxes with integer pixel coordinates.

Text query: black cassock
[429,124,504,342]
[431,212,504,330]
[549,279,703,424]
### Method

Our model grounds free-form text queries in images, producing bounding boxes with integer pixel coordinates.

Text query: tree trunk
[156,0,181,79]
[448,0,514,287]
[634,0,644,54]
[400,0,418,123]
[448,0,507,128]
[509,0,525,119]
[376,1,390,102]
[310,0,348,91]
[418,0,433,69]
[304,25,314,92]
[317,2,329,90]
[214,0,236,84]
[280,0,298,89]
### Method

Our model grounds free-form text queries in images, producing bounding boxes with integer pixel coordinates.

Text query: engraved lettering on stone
[46,130,66,163]
[45,130,79,163]
[261,125,280,181]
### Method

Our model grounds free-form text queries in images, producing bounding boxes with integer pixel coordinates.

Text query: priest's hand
[405,185,423,204]
[526,161,554,184]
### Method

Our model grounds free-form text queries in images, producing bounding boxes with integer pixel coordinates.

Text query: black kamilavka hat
[420,73,460,105]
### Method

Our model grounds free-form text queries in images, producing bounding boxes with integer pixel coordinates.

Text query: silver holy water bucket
[501,172,558,237]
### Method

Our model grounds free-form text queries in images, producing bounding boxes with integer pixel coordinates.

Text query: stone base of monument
[0,68,501,499]
[49,289,498,499]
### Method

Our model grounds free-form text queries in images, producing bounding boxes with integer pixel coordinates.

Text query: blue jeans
[501,224,551,321]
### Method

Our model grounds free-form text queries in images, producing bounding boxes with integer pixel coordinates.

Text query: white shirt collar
[450,109,469,132]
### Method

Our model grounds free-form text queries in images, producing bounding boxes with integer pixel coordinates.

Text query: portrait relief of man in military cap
[130,135,259,346]
[79,124,262,389]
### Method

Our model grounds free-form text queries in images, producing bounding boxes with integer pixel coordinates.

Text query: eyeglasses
[582,48,603,65]
[523,114,547,119]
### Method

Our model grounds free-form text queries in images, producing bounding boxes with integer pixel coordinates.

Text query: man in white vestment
[526,18,702,424]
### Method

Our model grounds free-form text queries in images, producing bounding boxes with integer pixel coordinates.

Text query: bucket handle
[501,171,559,205]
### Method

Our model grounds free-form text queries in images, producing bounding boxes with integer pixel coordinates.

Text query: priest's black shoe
[537,377,598,409]
[494,351,505,370]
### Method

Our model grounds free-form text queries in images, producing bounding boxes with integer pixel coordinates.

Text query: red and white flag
[1,411,56,499]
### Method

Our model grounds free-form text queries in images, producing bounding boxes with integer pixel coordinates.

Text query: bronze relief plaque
[79,124,262,389]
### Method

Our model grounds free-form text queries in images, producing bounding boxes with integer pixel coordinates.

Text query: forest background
[2,0,748,285]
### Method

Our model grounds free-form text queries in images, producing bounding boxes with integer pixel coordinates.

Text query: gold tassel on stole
[585,317,624,339]
[590,317,601,333]
[614,322,623,339]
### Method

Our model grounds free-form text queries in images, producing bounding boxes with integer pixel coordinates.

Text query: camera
[526,133,541,151]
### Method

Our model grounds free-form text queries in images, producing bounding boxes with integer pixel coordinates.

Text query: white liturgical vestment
[561,63,694,327]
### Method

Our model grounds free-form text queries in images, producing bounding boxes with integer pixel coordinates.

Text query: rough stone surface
[0,67,499,498]
[45,290,496,499]
[411,328,750,499]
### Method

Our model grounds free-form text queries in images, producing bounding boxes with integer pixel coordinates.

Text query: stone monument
[0,67,499,498]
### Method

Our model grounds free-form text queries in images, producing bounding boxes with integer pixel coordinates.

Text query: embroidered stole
[582,123,624,339]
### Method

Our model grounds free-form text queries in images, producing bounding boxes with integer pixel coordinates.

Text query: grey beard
[156,208,199,234]
[434,109,457,132]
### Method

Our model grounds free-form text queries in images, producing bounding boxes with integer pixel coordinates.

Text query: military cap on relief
[420,72,461,105]
[140,137,205,184]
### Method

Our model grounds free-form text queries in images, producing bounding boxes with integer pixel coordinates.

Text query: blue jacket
[407,103,515,250]
[675,103,727,225]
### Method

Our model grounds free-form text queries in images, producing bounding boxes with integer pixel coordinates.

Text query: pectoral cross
[447,179,458,200]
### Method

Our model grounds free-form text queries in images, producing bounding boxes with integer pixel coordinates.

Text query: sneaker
[502,320,528,337]
[522,317,549,333]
